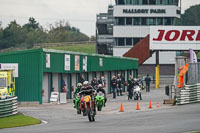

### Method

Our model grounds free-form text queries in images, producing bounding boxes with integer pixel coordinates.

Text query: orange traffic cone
[136,101,140,110]
[156,102,159,108]
[149,100,152,109]
[120,103,124,112]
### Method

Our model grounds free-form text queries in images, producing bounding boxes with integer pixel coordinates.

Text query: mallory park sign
[123,9,166,14]
[150,26,200,51]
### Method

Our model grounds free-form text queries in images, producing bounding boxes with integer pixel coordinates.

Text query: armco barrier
[0,97,18,118]
[176,84,200,105]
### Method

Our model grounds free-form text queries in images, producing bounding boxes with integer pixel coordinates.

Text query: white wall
[113,47,176,64]
[71,74,76,88]
[113,5,180,18]
[113,26,149,38]
[88,72,93,83]
[52,73,59,92]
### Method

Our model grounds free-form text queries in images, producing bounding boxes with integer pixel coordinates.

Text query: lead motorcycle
[80,92,96,122]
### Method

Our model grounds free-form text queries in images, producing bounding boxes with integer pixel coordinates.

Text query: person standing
[117,74,123,96]
[127,75,133,99]
[145,74,151,92]
[111,76,117,99]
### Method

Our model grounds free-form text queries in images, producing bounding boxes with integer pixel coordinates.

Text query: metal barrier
[176,84,200,105]
[0,97,18,118]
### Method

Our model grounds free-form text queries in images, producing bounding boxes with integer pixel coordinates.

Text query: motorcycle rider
[73,83,82,108]
[79,81,96,115]
[117,74,123,96]
[91,77,98,90]
[97,84,107,106]
[133,78,142,100]
[98,76,106,87]
[74,83,82,96]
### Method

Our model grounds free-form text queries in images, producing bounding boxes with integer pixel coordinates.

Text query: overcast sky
[0,0,200,36]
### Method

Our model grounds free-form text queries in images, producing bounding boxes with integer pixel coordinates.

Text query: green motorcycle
[74,93,81,114]
[95,91,105,111]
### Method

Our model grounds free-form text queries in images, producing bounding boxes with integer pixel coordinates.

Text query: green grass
[0,114,41,129]
[48,44,96,54]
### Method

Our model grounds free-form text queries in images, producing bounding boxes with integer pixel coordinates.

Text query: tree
[179,4,200,25]
[23,17,39,31]
[1,20,24,49]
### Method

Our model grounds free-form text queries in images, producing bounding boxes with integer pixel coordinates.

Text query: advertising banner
[0,63,18,77]
[75,55,80,71]
[46,54,50,68]
[99,58,103,67]
[64,54,70,71]
[83,56,87,71]
[150,26,200,51]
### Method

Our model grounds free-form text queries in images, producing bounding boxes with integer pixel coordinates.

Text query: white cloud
[0,0,200,36]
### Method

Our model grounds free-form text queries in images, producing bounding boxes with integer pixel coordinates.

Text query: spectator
[111,76,117,99]
[145,74,151,92]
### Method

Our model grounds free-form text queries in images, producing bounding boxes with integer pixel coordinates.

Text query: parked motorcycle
[80,94,96,122]
[95,91,105,111]
[133,85,141,100]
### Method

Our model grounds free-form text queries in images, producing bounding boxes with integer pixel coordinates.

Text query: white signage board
[46,54,50,68]
[99,58,103,67]
[83,56,87,71]
[60,93,67,104]
[64,54,70,71]
[150,26,200,51]
[0,63,18,77]
[75,55,80,71]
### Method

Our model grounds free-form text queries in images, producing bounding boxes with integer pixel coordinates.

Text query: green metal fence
[176,84,200,105]
[0,97,18,118]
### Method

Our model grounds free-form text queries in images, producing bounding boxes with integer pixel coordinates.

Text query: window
[149,0,156,5]
[164,17,172,25]
[156,0,162,5]
[118,17,125,25]
[143,0,148,5]
[148,18,156,25]
[133,18,141,25]
[126,38,132,46]
[126,17,132,25]
[157,18,163,25]
[174,0,179,6]
[126,0,132,4]
[163,0,169,5]
[133,38,141,45]
[0,78,6,87]
[141,18,147,25]
[132,0,137,4]
[118,38,125,46]
[169,0,173,5]
[118,0,125,5]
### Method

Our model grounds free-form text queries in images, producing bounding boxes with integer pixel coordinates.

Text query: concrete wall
[52,73,59,92]
[42,73,49,103]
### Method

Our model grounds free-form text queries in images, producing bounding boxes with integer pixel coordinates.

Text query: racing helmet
[98,84,103,88]
[133,78,137,82]
[77,83,82,87]
[83,81,89,86]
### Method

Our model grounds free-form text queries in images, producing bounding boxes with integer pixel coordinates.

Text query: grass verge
[48,44,96,54]
[0,113,41,129]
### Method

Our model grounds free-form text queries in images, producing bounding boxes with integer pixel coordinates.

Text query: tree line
[0,17,90,49]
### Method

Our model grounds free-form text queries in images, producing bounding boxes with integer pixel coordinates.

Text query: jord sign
[150,26,200,51]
